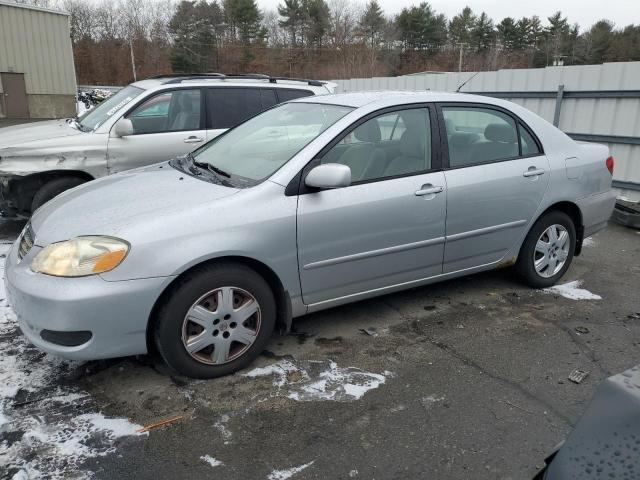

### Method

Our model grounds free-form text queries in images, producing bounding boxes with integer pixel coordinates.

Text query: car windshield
[191,102,353,184]
[78,85,144,131]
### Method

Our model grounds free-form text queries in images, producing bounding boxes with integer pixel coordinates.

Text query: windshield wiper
[191,156,231,178]
[189,154,234,185]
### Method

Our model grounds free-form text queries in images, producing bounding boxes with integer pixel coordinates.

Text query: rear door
[297,105,447,305]
[438,103,550,273]
[107,88,205,173]
[204,87,278,141]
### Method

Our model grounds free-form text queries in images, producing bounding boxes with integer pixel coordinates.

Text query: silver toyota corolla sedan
[5,91,616,378]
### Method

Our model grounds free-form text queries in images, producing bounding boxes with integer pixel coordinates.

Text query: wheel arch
[7,170,94,214]
[533,201,584,255]
[145,255,292,357]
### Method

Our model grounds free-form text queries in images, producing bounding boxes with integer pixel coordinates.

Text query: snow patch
[543,280,602,300]
[244,359,390,402]
[0,241,145,479]
[582,236,596,247]
[200,455,223,467]
[267,461,314,480]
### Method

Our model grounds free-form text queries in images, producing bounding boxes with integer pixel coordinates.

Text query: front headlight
[30,236,129,277]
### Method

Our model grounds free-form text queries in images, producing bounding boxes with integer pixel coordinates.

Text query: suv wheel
[516,210,576,288]
[31,177,87,213]
[154,263,276,378]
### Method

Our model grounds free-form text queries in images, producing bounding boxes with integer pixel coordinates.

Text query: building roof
[0,0,69,16]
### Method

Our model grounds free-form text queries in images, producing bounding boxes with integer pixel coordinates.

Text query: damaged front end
[0,173,33,216]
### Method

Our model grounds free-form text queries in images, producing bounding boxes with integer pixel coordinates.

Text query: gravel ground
[0,219,638,480]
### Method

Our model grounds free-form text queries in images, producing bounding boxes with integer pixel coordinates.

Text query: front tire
[31,176,87,213]
[516,211,576,288]
[154,263,276,379]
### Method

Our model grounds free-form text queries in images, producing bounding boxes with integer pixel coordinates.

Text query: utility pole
[457,43,468,72]
[129,39,137,82]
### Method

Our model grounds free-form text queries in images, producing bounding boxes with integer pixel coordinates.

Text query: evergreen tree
[303,0,330,48]
[396,2,447,53]
[224,0,264,44]
[278,0,305,45]
[471,12,494,52]
[497,17,518,50]
[448,7,475,46]
[358,0,386,49]
[169,1,223,73]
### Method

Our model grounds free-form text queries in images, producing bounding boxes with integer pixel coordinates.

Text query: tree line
[11,0,640,85]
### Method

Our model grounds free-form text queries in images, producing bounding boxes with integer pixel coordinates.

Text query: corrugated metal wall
[0,1,76,95]
[333,62,640,197]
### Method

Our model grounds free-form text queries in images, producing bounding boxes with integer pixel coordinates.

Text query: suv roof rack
[148,73,325,87]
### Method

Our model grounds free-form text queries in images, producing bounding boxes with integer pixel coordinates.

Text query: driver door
[107,88,205,174]
[297,105,447,306]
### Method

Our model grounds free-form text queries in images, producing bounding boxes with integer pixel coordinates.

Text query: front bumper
[4,239,173,361]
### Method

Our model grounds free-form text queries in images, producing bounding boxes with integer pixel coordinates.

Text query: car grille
[18,223,35,260]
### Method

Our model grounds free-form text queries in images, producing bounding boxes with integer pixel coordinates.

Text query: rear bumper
[576,190,617,237]
[4,240,172,360]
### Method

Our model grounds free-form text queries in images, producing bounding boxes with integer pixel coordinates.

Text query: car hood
[30,163,240,245]
[0,119,83,149]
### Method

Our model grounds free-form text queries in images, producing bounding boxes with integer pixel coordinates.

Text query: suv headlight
[31,236,129,277]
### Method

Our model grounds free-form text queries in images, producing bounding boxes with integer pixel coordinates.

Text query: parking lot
[0,218,637,479]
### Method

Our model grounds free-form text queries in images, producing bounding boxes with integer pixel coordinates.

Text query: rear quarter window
[276,89,314,102]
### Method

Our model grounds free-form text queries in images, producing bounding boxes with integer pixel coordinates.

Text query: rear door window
[206,88,267,129]
[442,106,519,168]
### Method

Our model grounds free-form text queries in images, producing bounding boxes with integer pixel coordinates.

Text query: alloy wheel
[533,224,570,278]
[181,286,261,365]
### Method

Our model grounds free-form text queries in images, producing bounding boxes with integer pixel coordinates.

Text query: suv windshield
[78,85,144,131]
[191,102,353,185]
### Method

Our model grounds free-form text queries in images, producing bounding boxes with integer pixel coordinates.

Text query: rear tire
[154,262,276,379]
[516,210,576,288]
[31,177,87,213]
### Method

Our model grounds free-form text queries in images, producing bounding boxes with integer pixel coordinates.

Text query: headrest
[178,94,194,112]
[400,130,425,158]
[449,132,479,148]
[484,123,516,143]
[445,117,456,134]
[353,120,381,143]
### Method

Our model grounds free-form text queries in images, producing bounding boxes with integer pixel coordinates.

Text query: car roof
[292,90,502,108]
[131,77,332,93]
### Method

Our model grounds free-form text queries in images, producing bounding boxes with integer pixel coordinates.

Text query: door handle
[415,185,444,196]
[184,136,204,144]
[523,167,545,177]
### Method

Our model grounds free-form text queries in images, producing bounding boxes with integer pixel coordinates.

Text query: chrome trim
[303,236,446,271]
[17,223,34,261]
[446,219,527,242]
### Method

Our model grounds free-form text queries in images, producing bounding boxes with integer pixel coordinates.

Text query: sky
[256,0,639,30]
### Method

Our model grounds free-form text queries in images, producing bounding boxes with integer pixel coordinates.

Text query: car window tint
[443,107,518,167]
[321,108,431,183]
[520,123,541,155]
[127,89,201,134]
[260,89,278,109]
[207,88,266,129]
[277,89,313,102]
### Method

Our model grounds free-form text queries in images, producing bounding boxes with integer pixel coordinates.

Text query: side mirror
[305,163,351,189]
[113,118,134,137]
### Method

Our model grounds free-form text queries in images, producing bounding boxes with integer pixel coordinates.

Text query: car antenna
[455,71,480,93]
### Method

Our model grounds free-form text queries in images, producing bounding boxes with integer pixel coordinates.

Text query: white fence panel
[333,62,640,199]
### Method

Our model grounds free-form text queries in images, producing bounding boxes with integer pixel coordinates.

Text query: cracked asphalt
[1,219,639,480]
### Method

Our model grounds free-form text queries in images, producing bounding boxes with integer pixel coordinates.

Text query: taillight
[606,156,614,175]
